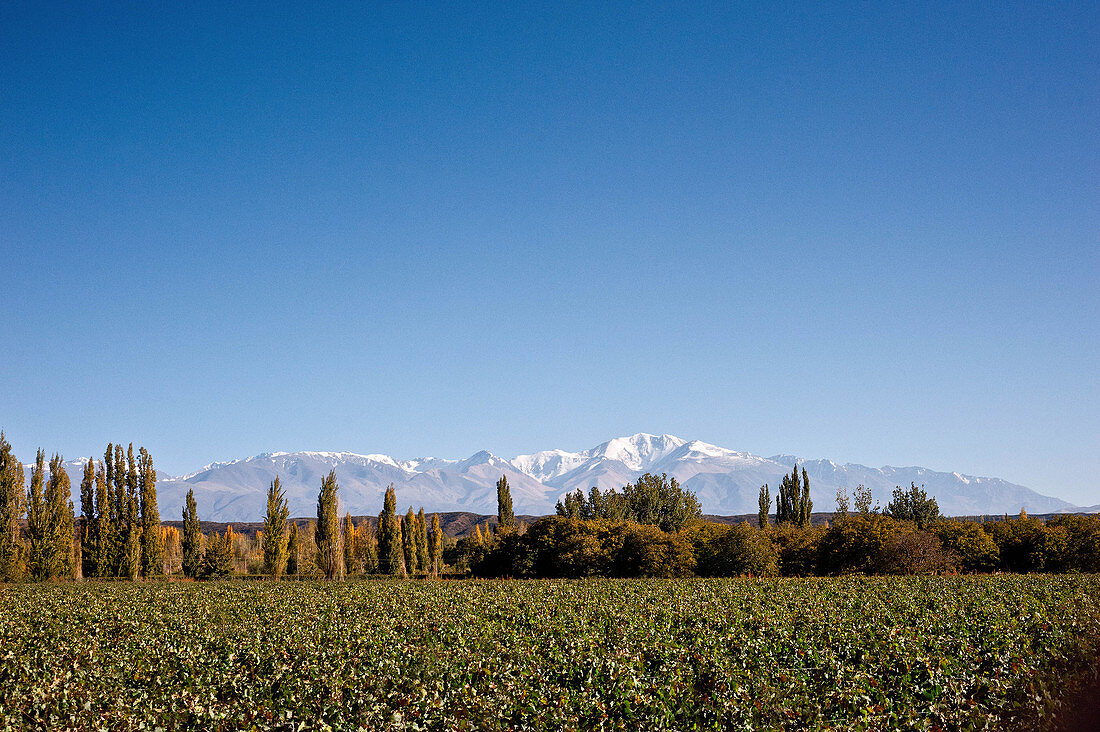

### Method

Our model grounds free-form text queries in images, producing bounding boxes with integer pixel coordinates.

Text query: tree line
[3,430,1098,581]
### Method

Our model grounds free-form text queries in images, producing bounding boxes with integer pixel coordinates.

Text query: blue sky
[1,2,1097,505]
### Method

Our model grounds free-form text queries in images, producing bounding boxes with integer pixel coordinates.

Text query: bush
[932,520,999,573]
[694,522,778,577]
[771,523,825,576]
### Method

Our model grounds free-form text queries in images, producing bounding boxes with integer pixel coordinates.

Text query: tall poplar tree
[415,507,429,572]
[26,450,48,580]
[139,447,163,577]
[286,521,300,577]
[79,459,97,578]
[181,488,202,579]
[0,432,26,581]
[799,468,812,528]
[402,507,418,575]
[775,467,801,525]
[377,484,404,576]
[120,444,141,579]
[343,513,357,575]
[262,477,290,578]
[93,461,112,578]
[429,513,443,577]
[314,470,343,580]
[496,475,515,530]
[45,454,75,579]
[758,484,770,528]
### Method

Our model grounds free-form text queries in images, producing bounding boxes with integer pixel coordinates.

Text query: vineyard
[1,576,1099,730]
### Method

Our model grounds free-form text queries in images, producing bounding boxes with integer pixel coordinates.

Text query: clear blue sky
[1,2,1097,505]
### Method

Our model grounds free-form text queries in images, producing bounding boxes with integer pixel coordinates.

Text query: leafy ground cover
[1,576,1098,731]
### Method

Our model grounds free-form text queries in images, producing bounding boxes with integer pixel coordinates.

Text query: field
[1,577,1099,731]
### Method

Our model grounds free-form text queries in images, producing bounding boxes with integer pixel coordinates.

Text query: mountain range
[26,433,1077,522]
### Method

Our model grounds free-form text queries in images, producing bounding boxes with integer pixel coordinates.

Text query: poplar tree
[286,521,300,577]
[79,459,97,578]
[314,470,343,580]
[429,513,443,576]
[402,507,418,575]
[757,484,770,528]
[0,432,26,581]
[415,507,429,572]
[26,450,48,580]
[262,477,290,578]
[359,521,378,574]
[139,447,163,577]
[377,484,404,576]
[497,475,515,530]
[120,444,141,579]
[93,461,112,578]
[775,468,797,525]
[45,454,75,579]
[109,444,127,575]
[799,468,812,528]
[181,488,202,578]
[343,513,357,575]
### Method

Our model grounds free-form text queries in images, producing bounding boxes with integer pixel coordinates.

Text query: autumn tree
[0,432,26,581]
[314,470,343,580]
[429,513,443,576]
[343,513,357,575]
[262,477,290,578]
[45,454,75,579]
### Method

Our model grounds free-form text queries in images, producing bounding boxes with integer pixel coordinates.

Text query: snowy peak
[587,433,687,470]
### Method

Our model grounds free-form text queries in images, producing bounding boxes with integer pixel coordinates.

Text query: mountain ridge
[22,433,1078,522]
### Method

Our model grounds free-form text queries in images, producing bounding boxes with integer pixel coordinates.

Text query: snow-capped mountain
[20,434,1077,522]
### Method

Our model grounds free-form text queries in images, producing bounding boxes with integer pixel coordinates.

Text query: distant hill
[25,433,1077,522]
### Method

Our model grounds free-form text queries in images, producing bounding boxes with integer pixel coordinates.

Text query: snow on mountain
[16,434,1079,521]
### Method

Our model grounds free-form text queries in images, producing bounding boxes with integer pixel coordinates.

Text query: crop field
[1,577,1099,731]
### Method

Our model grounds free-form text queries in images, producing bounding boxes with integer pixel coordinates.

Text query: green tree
[853,484,875,514]
[415,507,429,571]
[262,477,290,578]
[181,488,203,579]
[79,459,96,578]
[799,468,813,527]
[885,483,940,529]
[138,447,163,577]
[429,513,443,576]
[377,484,404,576]
[314,470,343,580]
[0,432,27,581]
[757,484,770,528]
[26,450,48,580]
[775,467,800,525]
[402,507,418,574]
[497,475,515,530]
[45,454,75,579]
[620,473,701,532]
[200,529,232,578]
[116,445,141,579]
[93,461,112,578]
